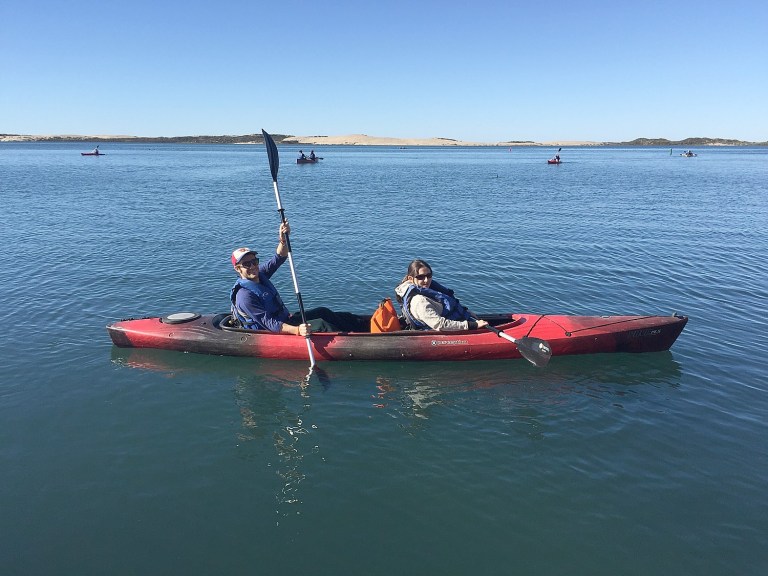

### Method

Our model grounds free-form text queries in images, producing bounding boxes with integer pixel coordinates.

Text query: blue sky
[2,0,766,142]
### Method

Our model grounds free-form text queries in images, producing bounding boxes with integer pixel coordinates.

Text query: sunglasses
[239,257,259,268]
[414,273,432,281]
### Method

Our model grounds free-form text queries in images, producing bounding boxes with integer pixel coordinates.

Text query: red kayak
[547,159,561,164]
[107,312,687,362]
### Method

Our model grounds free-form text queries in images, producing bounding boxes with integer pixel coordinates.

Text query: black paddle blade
[262,129,279,181]
[516,337,552,368]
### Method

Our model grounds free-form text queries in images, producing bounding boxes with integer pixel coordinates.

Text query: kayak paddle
[262,129,318,372]
[481,322,552,367]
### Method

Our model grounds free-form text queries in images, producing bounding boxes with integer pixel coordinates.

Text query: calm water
[1,142,767,575]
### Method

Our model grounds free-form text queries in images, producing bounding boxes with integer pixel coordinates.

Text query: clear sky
[2,0,766,142]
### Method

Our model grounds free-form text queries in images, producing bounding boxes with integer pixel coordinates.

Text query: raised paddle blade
[262,129,279,182]
[515,337,552,368]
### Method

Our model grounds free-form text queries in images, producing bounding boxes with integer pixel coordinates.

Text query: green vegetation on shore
[610,137,764,146]
[0,133,285,144]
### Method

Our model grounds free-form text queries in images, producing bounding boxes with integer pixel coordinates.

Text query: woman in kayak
[231,221,365,334]
[394,259,488,331]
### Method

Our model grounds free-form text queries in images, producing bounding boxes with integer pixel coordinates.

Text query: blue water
[1,142,767,575]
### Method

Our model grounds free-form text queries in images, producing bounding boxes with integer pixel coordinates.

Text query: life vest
[400,280,472,330]
[230,277,289,330]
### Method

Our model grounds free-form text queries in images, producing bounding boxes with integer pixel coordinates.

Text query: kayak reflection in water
[230,221,365,335]
[394,259,488,331]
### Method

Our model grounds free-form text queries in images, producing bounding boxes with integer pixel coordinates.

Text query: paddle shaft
[485,323,518,344]
[478,321,552,367]
[271,183,310,323]
[262,129,316,369]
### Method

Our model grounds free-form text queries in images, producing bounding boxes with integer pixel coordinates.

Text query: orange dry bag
[370,297,400,333]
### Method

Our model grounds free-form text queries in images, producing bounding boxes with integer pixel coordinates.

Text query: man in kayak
[395,259,488,331]
[230,221,365,334]
[298,150,306,160]
[309,150,316,160]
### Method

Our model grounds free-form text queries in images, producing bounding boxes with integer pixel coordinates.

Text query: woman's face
[410,266,433,288]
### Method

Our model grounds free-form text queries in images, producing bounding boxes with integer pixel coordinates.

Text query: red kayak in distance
[107,312,687,362]
[547,158,561,164]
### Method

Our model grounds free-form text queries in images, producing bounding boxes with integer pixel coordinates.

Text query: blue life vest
[401,280,472,330]
[230,277,289,330]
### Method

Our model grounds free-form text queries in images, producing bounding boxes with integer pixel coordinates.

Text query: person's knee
[307,318,338,332]
[306,307,334,321]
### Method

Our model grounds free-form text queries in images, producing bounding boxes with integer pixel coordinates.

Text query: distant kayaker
[309,150,316,160]
[93,145,100,154]
[395,259,488,331]
[298,150,307,160]
[230,221,364,334]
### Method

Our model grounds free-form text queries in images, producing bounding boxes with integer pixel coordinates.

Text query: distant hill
[613,137,766,146]
[1,134,765,146]
[0,133,291,144]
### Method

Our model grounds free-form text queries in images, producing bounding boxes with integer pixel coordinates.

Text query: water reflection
[110,348,318,521]
[324,352,682,405]
[233,374,316,519]
[111,348,683,414]
[351,354,680,440]
[110,348,684,512]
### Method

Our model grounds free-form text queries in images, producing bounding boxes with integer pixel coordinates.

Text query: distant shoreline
[1,133,765,147]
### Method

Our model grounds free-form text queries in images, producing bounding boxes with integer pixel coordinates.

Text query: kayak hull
[107,312,687,362]
[547,159,560,164]
[297,157,319,164]
[81,152,103,156]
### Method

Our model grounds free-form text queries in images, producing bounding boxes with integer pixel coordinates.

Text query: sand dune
[1,133,600,146]
[282,134,599,147]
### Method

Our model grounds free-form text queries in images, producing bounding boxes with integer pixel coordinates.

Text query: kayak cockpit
[215,312,519,334]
